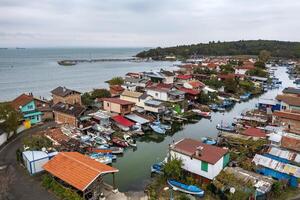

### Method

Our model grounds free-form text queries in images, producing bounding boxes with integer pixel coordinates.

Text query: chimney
[195,146,204,157]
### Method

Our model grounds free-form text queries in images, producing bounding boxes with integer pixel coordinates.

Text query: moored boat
[201,137,217,145]
[216,123,236,132]
[123,134,137,147]
[167,179,204,197]
[151,162,164,174]
[192,109,211,118]
[112,137,129,147]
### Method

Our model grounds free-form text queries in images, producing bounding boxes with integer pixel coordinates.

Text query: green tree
[204,77,222,89]
[239,80,255,92]
[0,103,22,134]
[23,135,52,150]
[258,50,271,63]
[220,64,234,74]
[91,89,111,99]
[254,61,266,69]
[108,77,124,85]
[197,92,210,105]
[163,158,183,180]
[81,92,93,106]
[224,78,238,93]
[246,68,268,77]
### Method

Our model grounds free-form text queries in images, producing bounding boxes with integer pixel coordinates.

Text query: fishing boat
[217,106,225,112]
[191,109,211,118]
[150,124,166,134]
[152,120,171,130]
[89,153,113,164]
[167,179,204,197]
[216,123,236,132]
[209,104,218,111]
[123,134,137,147]
[201,137,217,145]
[111,137,129,147]
[95,146,124,154]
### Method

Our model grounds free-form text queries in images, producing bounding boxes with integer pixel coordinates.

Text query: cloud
[0,0,299,47]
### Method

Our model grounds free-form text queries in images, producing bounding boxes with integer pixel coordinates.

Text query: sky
[0,0,300,48]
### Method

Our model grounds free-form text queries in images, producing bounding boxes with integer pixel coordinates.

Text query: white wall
[170,150,224,180]
[146,90,168,101]
[23,154,49,174]
[235,69,247,75]
[163,76,174,84]
[0,132,8,146]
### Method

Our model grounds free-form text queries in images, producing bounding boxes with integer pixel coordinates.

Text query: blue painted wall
[20,101,36,113]
[257,167,298,187]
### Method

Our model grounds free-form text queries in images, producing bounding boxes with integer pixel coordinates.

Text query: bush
[246,68,268,77]
[108,77,124,85]
[163,158,183,180]
[42,174,83,200]
[239,80,255,92]
[23,135,52,150]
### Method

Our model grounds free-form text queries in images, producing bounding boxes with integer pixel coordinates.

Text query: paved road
[0,122,57,200]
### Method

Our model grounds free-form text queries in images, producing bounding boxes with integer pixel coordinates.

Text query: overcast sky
[0,0,299,47]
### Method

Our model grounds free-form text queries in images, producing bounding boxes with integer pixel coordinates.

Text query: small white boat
[96,157,112,164]
[192,109,211,118]
[123,134,137,147]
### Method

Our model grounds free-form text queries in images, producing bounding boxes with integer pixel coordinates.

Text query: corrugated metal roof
[125,114,150,124]
[253,154,300,178]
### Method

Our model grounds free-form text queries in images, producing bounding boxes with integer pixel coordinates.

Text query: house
[11,93,43,125]
[43,152,118,199]
[145,83,172,101]
[23,151,57,175]
[242,127,266,138]
[51,86,82,105]
[33,97,54,121]
[217,73,245,81]
[101,98,135,115]
[282,87,300,97]
[276,95,300,111]
[176,75,193,83]
[272,111,300,131]
[178,87,200,101]
[257,99,281,112]
[160,69,175,84]
[235,64,255,75]
[266,146,300,165]
[281,136,300,153]
[109,85,125,97]
[52,102,86,127]
[169,138,229,182]
[44,127,71,146]
[88,110,111,127]
[122,77,150,91]
[183,80,205,90]
[120,90,143,105]
[250,76,268,84]
[143,99,165,113]
[253,154,300,187]
[167,89,185,102]
[143,71,165,83]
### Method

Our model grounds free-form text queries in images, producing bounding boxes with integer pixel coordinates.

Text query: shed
[22,151,57,175]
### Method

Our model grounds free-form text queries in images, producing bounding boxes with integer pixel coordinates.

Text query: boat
[151,162,164,174]
[240,93,251,101]
[167,179,204,197]
[191,109,211,118]
[209,104,218,111]
[217,106,225,112]
[201,137,217,145]
[109,147,124,154]
[89,153,113,164]
[123,134,137,147]
[111,137,129,147]
[57,60,77,66]
[216,123,236,132]
[153,120,171,130]
[95,146,124,154]
[96,156,112,164]
[150,124,166,134]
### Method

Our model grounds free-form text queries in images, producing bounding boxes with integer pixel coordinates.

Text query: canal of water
[105,66,297,192]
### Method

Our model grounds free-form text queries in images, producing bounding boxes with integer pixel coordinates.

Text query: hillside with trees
[136,40,300,60]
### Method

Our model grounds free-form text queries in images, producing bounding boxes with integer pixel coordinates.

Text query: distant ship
[57,60,77,66]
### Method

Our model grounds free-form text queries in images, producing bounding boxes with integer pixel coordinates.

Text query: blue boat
[150,124,166,134]
[167,179,204,197]
[209,104,218,111]
[201,137,217,145]
[151,162,164,174]
[240,92,251,101]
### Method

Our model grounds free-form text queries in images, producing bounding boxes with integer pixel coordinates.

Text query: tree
[0,103,22,134]
[163,158,183,180]
[91,89,111,99]
[23,135,52,150]
[197,92,210,105]
[224,78,238,93]
[258,50,271,63]
[108,77,124,85]
[204,77,222,89]
[239,80,255,92]
[254,61,266,69]
[220,64,234,74]
[246,68,268,77]
[81,92,93,106]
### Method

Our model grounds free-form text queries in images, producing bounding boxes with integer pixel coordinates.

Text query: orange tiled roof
[43,152,118,191]
[10,93,33,110]
[281,136,300,152]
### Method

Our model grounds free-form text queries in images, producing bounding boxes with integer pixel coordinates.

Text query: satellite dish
[42,147,46,152]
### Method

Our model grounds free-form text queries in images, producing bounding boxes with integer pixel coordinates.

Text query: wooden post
[113,173,116,190]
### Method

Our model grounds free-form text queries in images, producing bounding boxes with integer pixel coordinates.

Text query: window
[107,103,110,107]
[223,153,230,168]
[201,161,208,172]
[155,93,159,97]
[27,105,33,110]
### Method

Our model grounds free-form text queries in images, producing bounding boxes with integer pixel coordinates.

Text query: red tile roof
[11,93,34,110]
[236,65,255,70]
[146,83,173,92]
[276,95,300,107]
[44,128,70,144]
[110,85,125,92]
[171,138,228,164]
[112,115,135,127]
[43,152,118,191]
[242,127,266,138]
[177,75,193,80]
[207,63,218,68]
[187,80,205,88]
[101,98,135,105]
[273,111,300,121]
[281,136,300,152]
[178,87,200,95]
